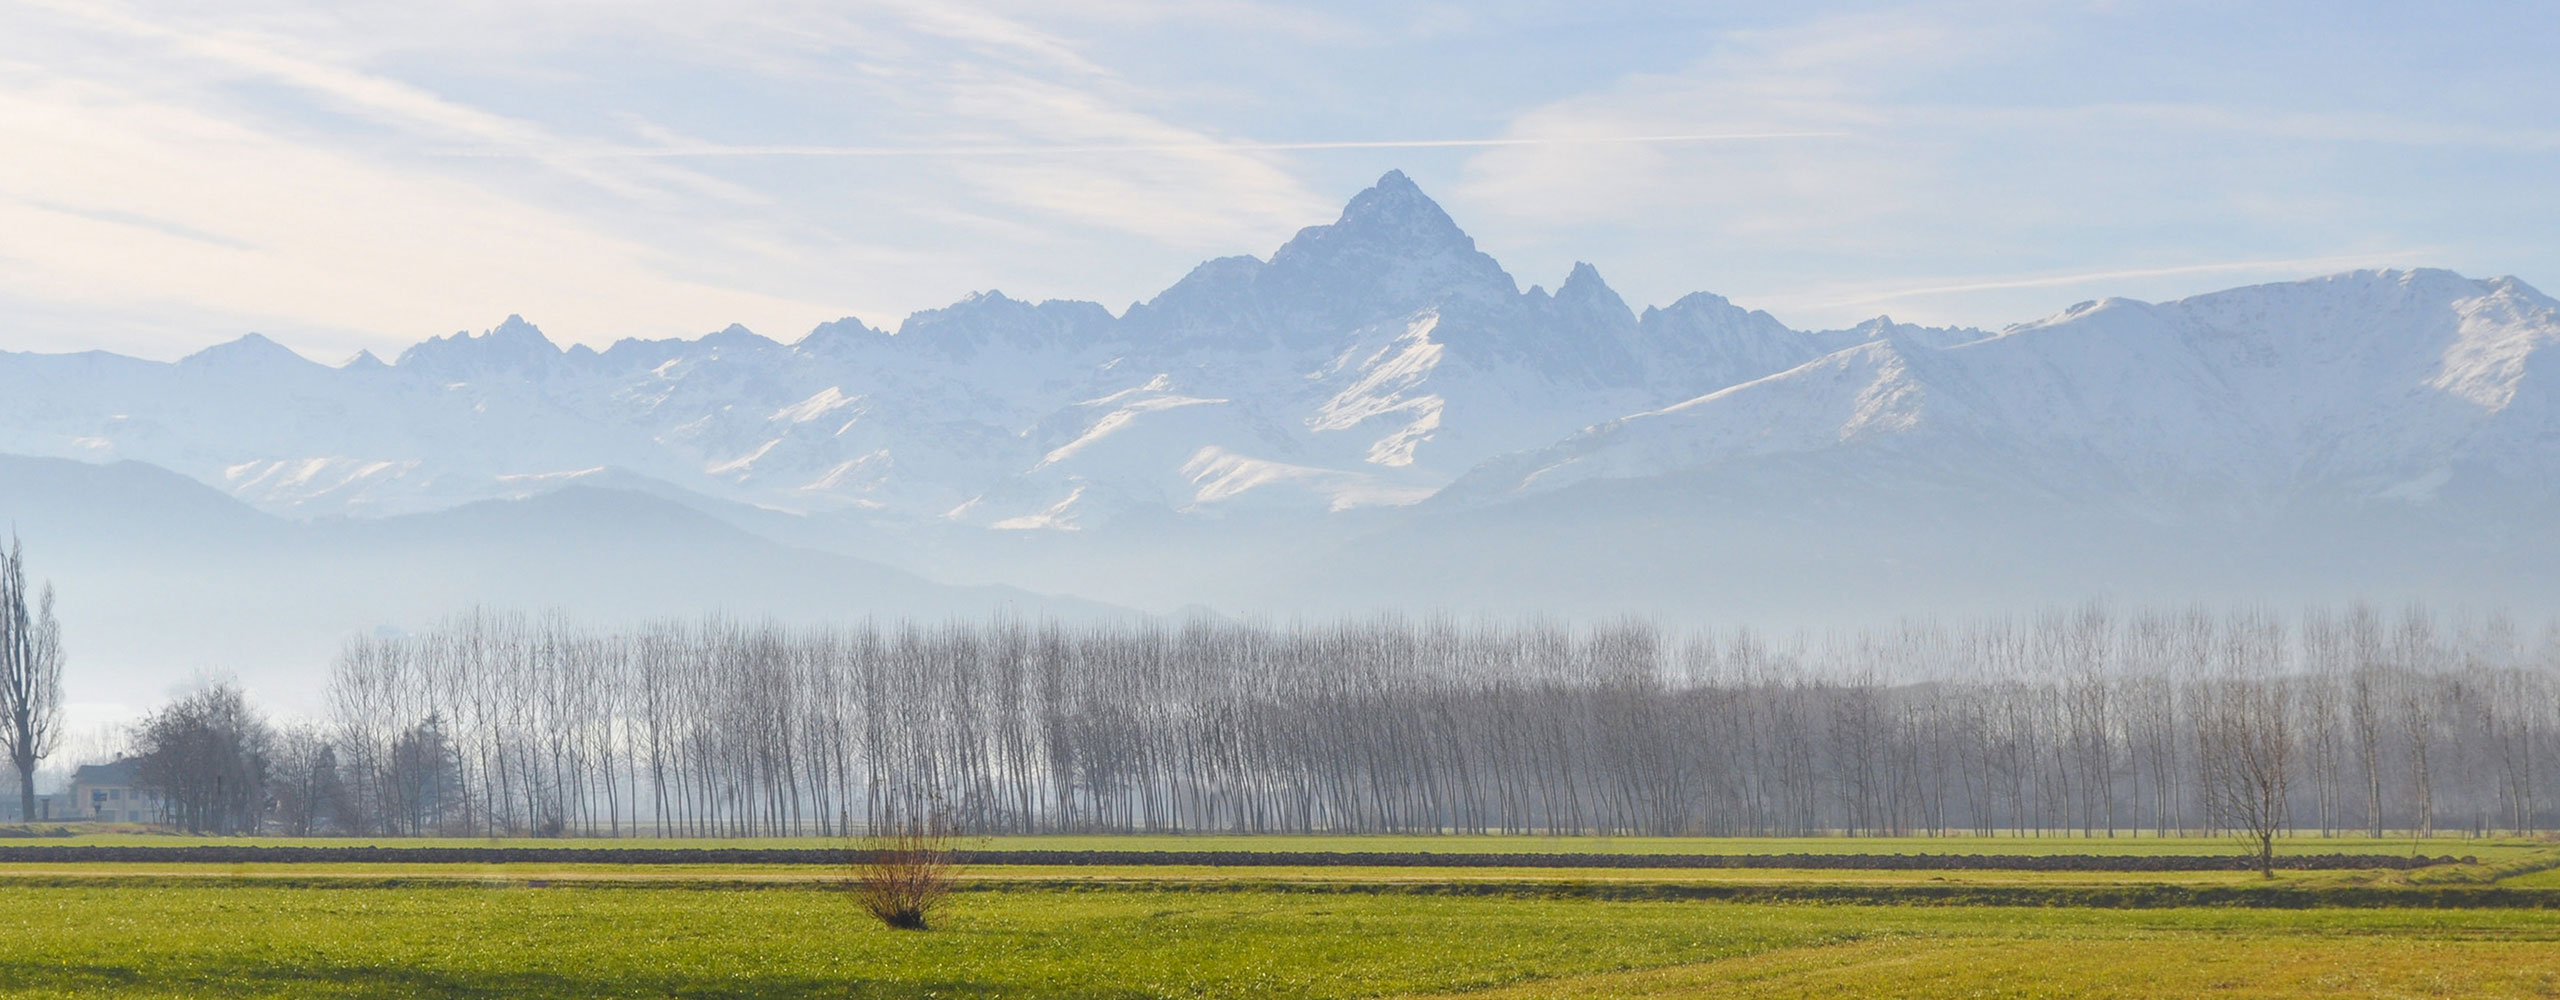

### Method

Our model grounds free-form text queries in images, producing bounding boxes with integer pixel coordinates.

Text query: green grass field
[3,883,2557,999]
[7,833,2556,997]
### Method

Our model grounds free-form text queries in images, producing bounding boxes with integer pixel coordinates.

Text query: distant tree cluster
[284,604,2560,843]
[109,680,351,835]
[131,684,271,834]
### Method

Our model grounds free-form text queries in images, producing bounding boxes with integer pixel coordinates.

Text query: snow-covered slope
[0,171,1968,529]
[1445,269,2560,518]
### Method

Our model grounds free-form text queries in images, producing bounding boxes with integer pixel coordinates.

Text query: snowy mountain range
[0,171,1985,529]
[3,170,2557,693]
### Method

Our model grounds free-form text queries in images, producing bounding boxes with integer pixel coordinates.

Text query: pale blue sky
[1,0,2552,360]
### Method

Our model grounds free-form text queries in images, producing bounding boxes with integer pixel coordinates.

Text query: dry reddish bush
[849,814,956,931]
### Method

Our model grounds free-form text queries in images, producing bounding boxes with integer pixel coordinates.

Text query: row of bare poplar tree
[304,603,2557,839]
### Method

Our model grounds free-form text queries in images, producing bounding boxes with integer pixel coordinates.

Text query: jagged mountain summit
[0,170,1972,527]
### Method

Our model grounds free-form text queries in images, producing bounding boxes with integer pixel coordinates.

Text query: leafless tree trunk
[0,538,64,823]
[2197,611,2294,877]
[2398,605,2440,838]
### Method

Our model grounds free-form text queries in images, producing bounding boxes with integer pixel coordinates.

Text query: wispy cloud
[1449,0,2555,327]
[0,0,1365,350]
[0,77,840,357]
[1940,101,2560,154]
[13,0,739,204]
[455,132,1851,158]
[0,0,2552,354]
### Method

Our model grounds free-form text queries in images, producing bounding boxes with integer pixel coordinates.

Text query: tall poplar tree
[0,537,64,822]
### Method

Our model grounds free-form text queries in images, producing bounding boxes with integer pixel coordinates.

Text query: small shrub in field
[850,816,956,931]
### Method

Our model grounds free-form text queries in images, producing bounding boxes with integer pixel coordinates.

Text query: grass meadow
[5,834,2557,997]
[5,882,2560,999]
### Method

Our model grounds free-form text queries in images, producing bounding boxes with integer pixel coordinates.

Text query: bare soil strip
[3,865,2557,908]
[0,845,2466,870]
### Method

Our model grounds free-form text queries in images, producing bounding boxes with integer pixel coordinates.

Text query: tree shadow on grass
[1,959,1152,1000]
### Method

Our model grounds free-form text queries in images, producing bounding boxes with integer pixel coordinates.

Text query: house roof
[70,758,141,786]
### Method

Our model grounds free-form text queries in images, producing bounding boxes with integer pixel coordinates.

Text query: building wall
[67,782,162,824]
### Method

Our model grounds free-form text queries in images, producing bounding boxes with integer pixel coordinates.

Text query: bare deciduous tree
[2197,610,2294,877]
[133,681,272,835]
[295,604,2555,842]
[268,724,345,836]
[0,537,63,823]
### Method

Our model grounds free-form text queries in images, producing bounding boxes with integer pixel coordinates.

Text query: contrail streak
[443,132,1849,159]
